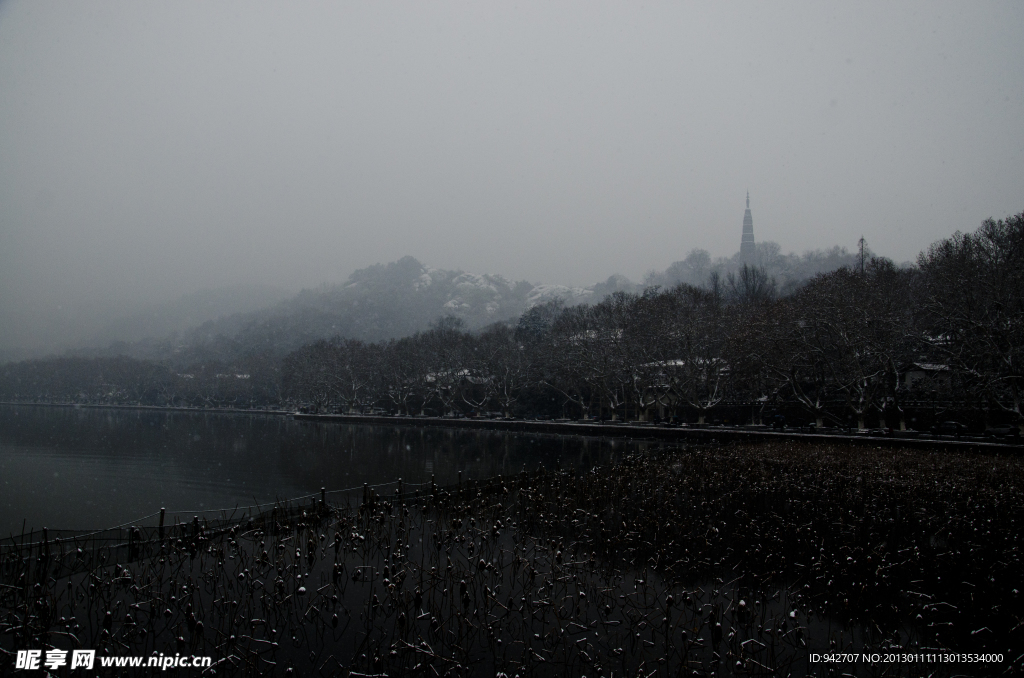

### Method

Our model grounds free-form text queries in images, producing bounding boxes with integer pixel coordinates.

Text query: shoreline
[3,401,1018,452]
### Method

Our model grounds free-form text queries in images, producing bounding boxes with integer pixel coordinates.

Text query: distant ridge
[60,243,869,366]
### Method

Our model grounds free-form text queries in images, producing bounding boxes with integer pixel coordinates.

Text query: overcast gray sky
[1,1,1022,351]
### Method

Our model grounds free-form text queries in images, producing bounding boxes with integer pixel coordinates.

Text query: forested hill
[71,256,633,366]
[64,245,865,367]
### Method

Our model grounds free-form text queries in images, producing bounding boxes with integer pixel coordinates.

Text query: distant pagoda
[740,192,755,262]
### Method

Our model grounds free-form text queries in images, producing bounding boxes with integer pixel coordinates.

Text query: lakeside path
[3,402,1020,453]
[294,413,1022,453]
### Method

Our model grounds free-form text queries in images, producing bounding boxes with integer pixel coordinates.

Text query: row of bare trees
[279,213,1022,430]
[281,318,533,418]
[280,262,918,426]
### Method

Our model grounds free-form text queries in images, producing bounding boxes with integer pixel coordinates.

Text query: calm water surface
[0,405,645,533]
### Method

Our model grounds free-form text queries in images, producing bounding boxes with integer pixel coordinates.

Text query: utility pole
[858,236,866,275]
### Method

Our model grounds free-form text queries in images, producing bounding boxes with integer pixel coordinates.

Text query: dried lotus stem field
[2,440,1021,676]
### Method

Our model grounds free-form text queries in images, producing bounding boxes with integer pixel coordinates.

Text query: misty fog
[1,1,1022,358]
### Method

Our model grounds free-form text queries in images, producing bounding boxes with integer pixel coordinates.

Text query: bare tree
[474,323,534,417]
[727,264,777,307]
[378,337,425,415]
[282,340,335,412]
[587,293,639,420]
[658,285,730,424]
[332,339,374,413]
[740,299,836,428]
[919,212,1024,431]
[419,316,469,416]
[543,305,600,418]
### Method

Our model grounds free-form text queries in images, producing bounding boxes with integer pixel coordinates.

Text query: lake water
[0,405,643,533]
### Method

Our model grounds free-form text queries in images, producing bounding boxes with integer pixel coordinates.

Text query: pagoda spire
[740,193,755,262]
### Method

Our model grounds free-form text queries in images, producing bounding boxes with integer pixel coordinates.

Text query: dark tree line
[0,353,281,409]
[2,213,1021,432]
[274,213,1022,432]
